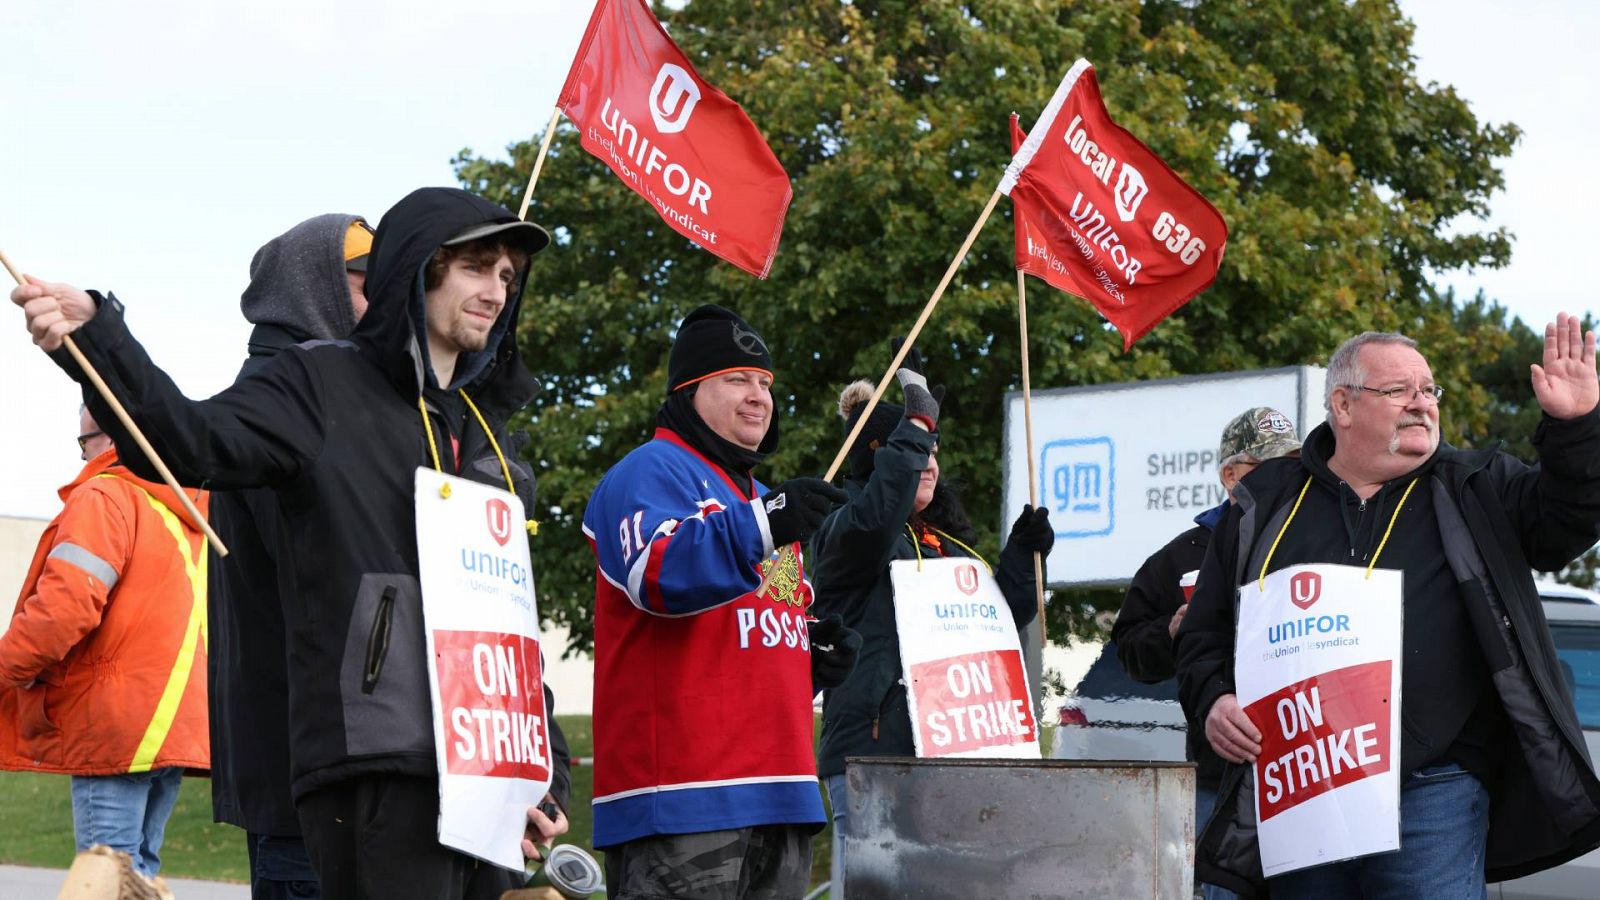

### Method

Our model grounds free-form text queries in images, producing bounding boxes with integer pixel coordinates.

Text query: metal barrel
[841,757,1195,899]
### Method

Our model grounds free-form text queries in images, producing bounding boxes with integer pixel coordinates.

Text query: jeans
[825,773,847,900]
[1269,764,1489,900]
[69,767,184,878]
[1193,782,1240,900]
[247,832,321,900]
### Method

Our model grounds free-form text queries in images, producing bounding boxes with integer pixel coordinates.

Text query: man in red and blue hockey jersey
[583,305,848,898]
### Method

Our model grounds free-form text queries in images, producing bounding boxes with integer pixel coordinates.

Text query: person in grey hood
[11,187,571,900]
[210,213,373,900]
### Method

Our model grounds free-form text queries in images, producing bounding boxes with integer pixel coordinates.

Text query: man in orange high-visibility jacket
[0,406,209,879]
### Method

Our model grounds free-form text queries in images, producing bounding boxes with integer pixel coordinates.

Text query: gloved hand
[890,335,925,374]
[809,614,862,690]
[762,477,849,546]
[895,367,944,432]
[1005,504,1054,556]
[890,336,944,431]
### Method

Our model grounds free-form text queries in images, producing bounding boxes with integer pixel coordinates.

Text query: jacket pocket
[339,574,432,758]
[17,685,59,742]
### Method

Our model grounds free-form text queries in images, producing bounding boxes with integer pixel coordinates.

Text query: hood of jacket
[352,187,538,410]
[240,213,363,342]
[66,448,208,533]
[238,212,365,379]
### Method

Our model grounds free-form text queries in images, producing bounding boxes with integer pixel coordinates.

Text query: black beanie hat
[667,304,774,394]
[839,380,908,482]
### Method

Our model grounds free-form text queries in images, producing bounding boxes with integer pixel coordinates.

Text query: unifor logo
[649,63,700,134]
[486,498,513,547]
[1290,571,1321,610]
[955,563,980,596]
[1113,162,1148,222]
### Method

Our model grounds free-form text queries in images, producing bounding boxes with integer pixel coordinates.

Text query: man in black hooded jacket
[1175,321,1600,898]
[210,213,372,900]
[11,188,571,900]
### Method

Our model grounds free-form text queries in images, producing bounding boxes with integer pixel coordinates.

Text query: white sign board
[1002,367,1324,586]
[415,468,553,871]
[1236,563,1403,876]
[891,558,1038,758]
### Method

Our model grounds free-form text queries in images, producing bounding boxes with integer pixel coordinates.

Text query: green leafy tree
[453,0,1520,653]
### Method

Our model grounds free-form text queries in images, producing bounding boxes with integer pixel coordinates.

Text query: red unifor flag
[557,0,792,278]
[1004,60,1228,349]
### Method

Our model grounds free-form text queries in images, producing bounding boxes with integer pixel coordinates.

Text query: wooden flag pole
[517,108,563,222]
[1,249,228,556]
[1017,268,1046,651]
[823,187,1005,482]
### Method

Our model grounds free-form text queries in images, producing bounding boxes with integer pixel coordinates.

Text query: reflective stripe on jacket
[0,449,210,775]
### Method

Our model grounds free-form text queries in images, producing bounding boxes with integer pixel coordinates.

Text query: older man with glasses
[1176,318,1600,899]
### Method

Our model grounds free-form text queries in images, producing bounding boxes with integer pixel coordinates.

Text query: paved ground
[0,864,250,899]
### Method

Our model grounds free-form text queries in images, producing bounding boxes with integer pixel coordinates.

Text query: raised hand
[1531,312,1599,420]
[10,276,96,352]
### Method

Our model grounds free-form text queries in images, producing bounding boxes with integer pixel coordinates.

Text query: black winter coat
[1110,522,1224,784]
[1175,415,1600,895]
[811,418,1040,778]
[209,325,314,835]
[53,188,570,808]
[211,212,364,836]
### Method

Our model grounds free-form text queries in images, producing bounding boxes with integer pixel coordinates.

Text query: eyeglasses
[76,430,105,452]
[1344,384,1444,404]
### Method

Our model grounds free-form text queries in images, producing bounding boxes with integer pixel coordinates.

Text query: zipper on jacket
[362,586,397,694]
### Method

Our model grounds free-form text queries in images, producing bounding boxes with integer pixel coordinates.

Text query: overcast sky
[3,0,1591,520]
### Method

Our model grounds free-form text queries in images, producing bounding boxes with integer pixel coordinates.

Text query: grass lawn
[0,714,598,884]
[0,715,1054,889]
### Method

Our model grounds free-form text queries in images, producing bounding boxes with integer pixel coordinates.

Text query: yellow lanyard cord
[1258,479,1313,590]
[1365,479,1418,579]
[459,390,517,496]
[418,391,537,535]
[419,395,443,472]
[1258,476,1418,587]
[905,524,994,574]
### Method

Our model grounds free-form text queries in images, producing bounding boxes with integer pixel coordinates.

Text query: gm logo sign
[1041,437,1113,538]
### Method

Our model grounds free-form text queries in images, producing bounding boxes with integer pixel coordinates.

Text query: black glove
[762,477,849,546]
[890,335,925,374]
[1005,504,1055,556]
[809,614,862,690]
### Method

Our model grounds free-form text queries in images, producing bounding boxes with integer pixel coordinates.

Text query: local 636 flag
[557,0,792,278]
[1004,60,1228,348]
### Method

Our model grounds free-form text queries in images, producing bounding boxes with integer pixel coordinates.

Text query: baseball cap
[1219,407,1301,463]
[344,220,374,272]
[442,219,552,256]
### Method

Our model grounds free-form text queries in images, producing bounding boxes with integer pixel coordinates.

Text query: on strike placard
[1235,564,1403,877]
[416,469,552,871]
[890,558,1037,759]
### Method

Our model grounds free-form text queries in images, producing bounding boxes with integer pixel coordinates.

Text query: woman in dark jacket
[810,356,1054,896]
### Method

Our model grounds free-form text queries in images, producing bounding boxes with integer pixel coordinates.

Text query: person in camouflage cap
[1110,405,1301,900]
[1217,406,1302,474]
